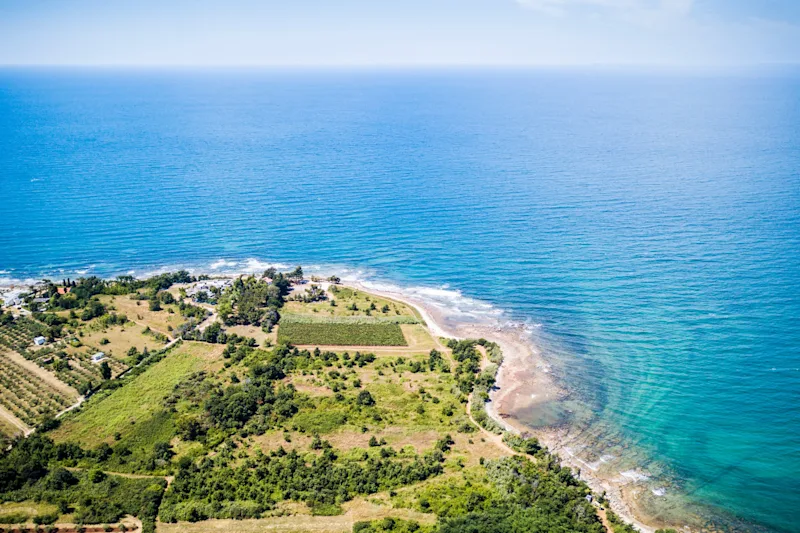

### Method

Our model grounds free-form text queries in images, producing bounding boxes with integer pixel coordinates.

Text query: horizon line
[1,61,799,70]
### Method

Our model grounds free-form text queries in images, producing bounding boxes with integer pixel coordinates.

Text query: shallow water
[1,68,799,532]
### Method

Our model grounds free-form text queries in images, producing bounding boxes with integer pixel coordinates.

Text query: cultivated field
[277,320,408,346]
[0,353,75,427]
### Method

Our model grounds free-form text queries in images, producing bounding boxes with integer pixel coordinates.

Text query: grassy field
[277,321,407,346]
[0,501,60,524]
[399,324,438,350]
[98,295,185,335]
[80,325,164,361]
[225,324,275,346]
[285,286,420,322]
[156,498,435,533]
[51,342,224,447]
[0,409,25,440]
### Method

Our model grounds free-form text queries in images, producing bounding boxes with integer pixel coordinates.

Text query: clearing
[98,295,184,337]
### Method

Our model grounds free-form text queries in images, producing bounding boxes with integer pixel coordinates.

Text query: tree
[100,361,112,380]
[288,266,304,280]
[149,299,162,312]
[356,390,375,407]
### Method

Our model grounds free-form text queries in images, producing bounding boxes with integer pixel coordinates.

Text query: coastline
[2,264,688,532]
[346,279,661,533]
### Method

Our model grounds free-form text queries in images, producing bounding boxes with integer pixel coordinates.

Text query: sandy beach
[346,279,664,533]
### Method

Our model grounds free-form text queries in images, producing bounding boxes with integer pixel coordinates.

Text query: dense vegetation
[161,445,446,522]
[0,435,165,531]
[217,273,290,329]
[428,455,602,533]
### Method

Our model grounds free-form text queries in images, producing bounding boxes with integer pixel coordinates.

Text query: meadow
[51,341,223,448]
[284,286,420,322]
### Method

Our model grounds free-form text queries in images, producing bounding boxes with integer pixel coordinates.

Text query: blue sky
[0,0,798,66]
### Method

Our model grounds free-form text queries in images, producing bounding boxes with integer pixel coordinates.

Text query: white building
[33,336,46,346]
[186,278,233,298]
[91,352,106,363]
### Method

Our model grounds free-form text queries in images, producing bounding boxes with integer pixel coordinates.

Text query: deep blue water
[1,68,799,532]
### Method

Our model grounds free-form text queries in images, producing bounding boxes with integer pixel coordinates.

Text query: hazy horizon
[1,0,799,68]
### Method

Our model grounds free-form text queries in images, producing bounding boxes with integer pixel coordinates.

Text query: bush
[310,503,343,516]
[33,513,59,525]
[0,512,28,524]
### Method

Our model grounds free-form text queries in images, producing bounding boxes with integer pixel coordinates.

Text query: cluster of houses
[185,278,233,301]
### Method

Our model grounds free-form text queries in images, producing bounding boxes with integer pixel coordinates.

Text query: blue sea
[1,68,799,532]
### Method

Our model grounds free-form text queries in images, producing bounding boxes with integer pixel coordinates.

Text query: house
[57,287,71,295]
[33,336,46,346]
[91,352,106,363]
[0,288,26,308]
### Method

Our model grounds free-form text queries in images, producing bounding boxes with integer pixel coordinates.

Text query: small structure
[57,287,71,295]
[33,336,46,346]
[91,352,106,363]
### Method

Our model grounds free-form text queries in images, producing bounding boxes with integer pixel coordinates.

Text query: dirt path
[465,392,519,457]
[67,467,173,487]
[597,506,615,533]
[196,308,218,333]
[5,350,79,398]
[0,404,31,436]
[55,396,85,419]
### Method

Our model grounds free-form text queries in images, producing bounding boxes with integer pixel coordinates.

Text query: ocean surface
[1,68,799,532]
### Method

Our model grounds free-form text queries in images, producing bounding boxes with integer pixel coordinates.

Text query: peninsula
[0,268,669,533]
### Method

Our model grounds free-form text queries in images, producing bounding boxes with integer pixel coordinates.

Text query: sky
[0,0,798,67]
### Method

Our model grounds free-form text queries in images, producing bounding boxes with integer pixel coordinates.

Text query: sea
[0,67,798,533]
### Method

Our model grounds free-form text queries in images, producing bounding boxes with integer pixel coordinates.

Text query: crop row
[277,320,408,346]
[0,356,74,425]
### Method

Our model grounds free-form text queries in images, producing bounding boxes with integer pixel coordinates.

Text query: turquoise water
[1,68,799,532]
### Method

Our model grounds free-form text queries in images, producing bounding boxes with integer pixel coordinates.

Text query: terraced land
[0,354,76,426]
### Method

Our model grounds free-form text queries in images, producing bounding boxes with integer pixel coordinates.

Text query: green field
[51,342,221,447]
[277,321,407,346]
[285,286,421,322]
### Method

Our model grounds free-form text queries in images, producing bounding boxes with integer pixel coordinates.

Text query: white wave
[210,259,238,270]
[357,279,505,325]
[241,258,291,273]
[75,269,89,275]
[652,487,667,497]
[0,276,41,288]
